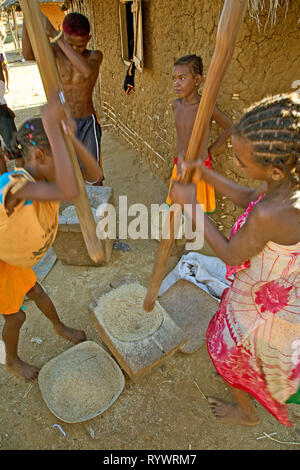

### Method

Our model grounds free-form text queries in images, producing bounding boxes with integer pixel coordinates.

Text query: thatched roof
[1,0,64,11]
[248,0,291,27]
[1,0,293,28]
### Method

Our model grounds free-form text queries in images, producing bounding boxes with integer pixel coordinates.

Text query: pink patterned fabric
[207,197,300,426]
[226,195,264,280]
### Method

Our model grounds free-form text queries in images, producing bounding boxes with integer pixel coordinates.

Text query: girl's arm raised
[63,120,103,184]
[171,182,273,266]
[12,95,79,203]
[180,160,266,209]
[192,200,271,266]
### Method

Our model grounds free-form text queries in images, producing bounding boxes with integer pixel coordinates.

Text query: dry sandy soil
[0,39,300,453]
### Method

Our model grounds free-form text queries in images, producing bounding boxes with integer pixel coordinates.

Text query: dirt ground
[1,39,300,452]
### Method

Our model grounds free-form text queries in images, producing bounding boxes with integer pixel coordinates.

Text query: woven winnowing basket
[38,341,125,423]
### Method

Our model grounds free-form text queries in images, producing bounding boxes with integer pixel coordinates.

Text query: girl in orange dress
[0,93,102,382]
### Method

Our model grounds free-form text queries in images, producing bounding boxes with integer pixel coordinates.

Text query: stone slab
[88,277,187,381]
[53,186,115,266]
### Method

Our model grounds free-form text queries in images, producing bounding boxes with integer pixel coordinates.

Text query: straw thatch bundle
[62,0,294,29]
[248,0,291,28]
[1,0,294,29]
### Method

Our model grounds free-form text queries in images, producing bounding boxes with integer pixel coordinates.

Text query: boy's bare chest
[174,105,211,141]
[174,105,198,130]
[56,56,90,88]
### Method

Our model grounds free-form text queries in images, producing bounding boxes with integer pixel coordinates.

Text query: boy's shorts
[75,113,103,179]
[0,260,36,315]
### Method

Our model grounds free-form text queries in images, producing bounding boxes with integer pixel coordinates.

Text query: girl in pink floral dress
[170,92,300,426]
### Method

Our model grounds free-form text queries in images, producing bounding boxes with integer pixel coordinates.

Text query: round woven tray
[38,341,125,423]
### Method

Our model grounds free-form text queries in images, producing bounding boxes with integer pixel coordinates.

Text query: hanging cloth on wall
[123,58,136,95]
[123,0,139,96]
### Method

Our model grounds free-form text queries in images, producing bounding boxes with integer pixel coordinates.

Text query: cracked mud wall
[71,0,300,231]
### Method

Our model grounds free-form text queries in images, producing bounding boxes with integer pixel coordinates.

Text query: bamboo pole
[144,0,248,312]
[19,0,104,264]
[12,6,22,58]
[7,10,18,52]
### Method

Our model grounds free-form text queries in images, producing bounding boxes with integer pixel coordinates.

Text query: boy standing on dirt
[22,12,104,185]
[166,54,234,213]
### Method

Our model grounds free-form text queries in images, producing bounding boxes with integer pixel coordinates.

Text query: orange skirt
[0,260,37,315]
[166,156,216,213]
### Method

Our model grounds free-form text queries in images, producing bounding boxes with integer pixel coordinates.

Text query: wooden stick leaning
[144,0,248,312]
[19,0,104,264]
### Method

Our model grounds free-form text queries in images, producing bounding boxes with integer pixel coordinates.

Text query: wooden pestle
[19,0,104,264]
[144,0,248,312]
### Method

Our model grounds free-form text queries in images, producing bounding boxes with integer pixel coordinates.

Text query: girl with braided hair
[0,93,102,382]
[170,92,300,426]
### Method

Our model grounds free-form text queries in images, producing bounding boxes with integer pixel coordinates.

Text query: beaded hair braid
[9,118,50,160]
[234,92,300,188]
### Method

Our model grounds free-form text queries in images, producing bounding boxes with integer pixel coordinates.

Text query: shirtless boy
[22,12,104,185]
[166,54,234,213]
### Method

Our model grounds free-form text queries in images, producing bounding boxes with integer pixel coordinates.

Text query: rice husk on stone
[38,341,124,423]
[95,283,165,342]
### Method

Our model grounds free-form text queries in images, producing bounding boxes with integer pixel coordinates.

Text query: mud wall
[70,0,300,231]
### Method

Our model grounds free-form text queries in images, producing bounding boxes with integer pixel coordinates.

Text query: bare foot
[6,357,40,382]
[54,322,87,344]
[207,396,260,426]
